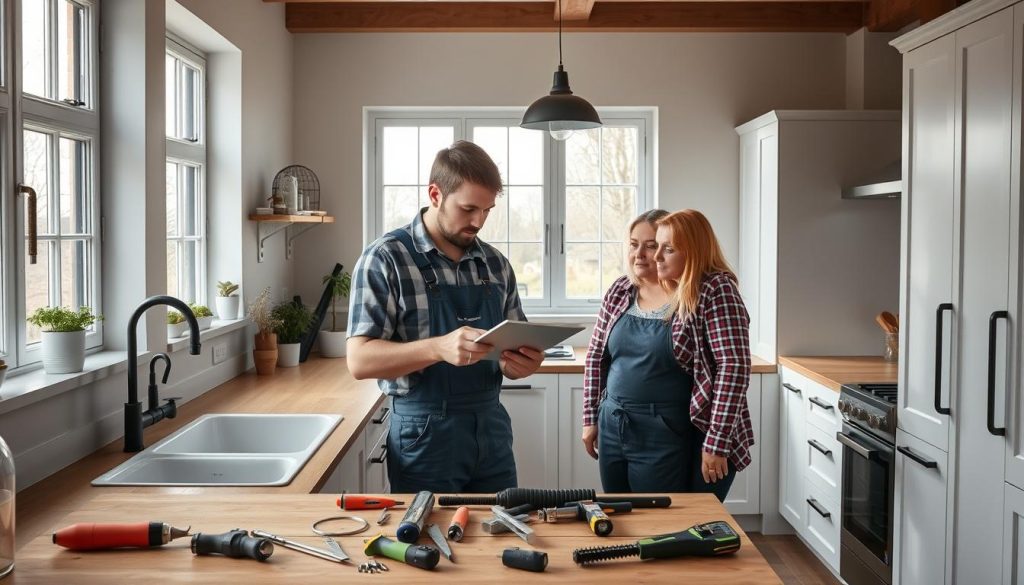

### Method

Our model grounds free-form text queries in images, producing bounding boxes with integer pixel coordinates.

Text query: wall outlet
[212,343,228,365]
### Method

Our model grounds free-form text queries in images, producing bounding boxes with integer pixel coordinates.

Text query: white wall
[291,32,849,304]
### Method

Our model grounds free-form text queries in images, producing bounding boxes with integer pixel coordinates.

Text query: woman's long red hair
[657,209,736,319]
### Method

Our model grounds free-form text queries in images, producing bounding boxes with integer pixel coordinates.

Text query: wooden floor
[748,533,842,585]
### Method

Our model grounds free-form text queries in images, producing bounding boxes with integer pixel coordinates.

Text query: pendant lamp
[520,0,602,141]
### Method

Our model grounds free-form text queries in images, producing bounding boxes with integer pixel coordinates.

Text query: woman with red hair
[582,209,753,501]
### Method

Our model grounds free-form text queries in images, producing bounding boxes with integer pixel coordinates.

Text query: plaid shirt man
[347,209,526,396]
[583,272,755,470]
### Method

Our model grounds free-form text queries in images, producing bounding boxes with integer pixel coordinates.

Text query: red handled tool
[53,522,190,550]
[447,506,469,541]
[337,495,404,510]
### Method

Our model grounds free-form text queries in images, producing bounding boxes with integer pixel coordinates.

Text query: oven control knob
[852,406,864,418]
[868,414,881,429]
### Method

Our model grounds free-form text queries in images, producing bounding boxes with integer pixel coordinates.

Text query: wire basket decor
[272,165,321,211]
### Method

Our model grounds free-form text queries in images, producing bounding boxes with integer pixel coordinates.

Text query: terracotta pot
[254,349,278,376]
[254,332,278,351]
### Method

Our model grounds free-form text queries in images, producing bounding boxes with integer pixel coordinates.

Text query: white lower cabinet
[1004,483,1024,584]
[322,427,366,494]
[363,402,390,494]
[780,368,808,528]
[803,482,841,571]
[556,374,602,491]
[893,429,948,585]
[725,374,762,514]
[500,374,560,489]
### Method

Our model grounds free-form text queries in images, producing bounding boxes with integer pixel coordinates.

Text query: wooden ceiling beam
[866,0,957,32]
[559,0,597,21]
[285,2,867,32]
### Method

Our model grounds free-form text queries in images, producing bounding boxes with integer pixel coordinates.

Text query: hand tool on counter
[481,503,534,535]
[251,529,350,564]
[53,522,190,550]
[500,548,549,572]
[376,508,391,526]
[337,494,404,510]
[538,501,632,522]
[321,536,350,561]
[572,521,741,565]
[426,523,454,562]
[447,506,469,541]
[311,515,370,536]
[397,490,434,543]
[190,529,274,561]
[363,533,440,570]
[439,488,671,510]
[491,505,535,544]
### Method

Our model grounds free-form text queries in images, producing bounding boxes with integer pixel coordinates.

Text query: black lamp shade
[521,68,602,132]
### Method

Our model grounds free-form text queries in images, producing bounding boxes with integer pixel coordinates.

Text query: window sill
[0,321,251,416]
[166,318,250,352]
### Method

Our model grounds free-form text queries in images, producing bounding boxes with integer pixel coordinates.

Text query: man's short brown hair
[429,140,503,198]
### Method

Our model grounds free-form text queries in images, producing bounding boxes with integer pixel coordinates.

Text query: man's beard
[438,204,478,250]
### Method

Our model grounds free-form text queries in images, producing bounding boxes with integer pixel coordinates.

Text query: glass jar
[0,433,13,579]
[884,332,899,362]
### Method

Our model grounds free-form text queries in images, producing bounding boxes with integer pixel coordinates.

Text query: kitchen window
[2,0,101,368]
[367,109,653,313]
[165,37,206,304]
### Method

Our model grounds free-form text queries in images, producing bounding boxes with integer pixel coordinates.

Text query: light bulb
[550,129,576,141]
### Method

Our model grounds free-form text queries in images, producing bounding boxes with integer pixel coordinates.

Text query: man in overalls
[347,140,544,493]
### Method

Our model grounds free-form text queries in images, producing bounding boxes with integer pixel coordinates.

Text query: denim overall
[385,229,518,493]
[597,302,736,500]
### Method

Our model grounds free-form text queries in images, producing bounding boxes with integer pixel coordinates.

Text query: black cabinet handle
[371,407,391,425]
[934,303,954,415]
[837,431,877,459]
[368,443,387,465]
[988,310,1009,436]
[783,382,802,394]
[809,396,834,411]
[501,385,534,390]
[807,498,831,519]
[897,445,937,469]
[808,439,832,457]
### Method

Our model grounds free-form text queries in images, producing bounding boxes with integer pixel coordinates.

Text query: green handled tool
[363,533,440,570]
[572,521,741,565]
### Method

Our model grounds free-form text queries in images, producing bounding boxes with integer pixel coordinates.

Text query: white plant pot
[319,330,347,358]
[215,296,240,320]
[278,343,301,367]
[40,330,86,374]
[197,316,214,331]
[0,366,7,397]
[167,322,188,339]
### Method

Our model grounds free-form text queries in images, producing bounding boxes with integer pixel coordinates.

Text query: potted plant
[248,287,281,375]
[215,280,240,320]
[27,306,102,374]
[167,310,188,339]
[190,303,215,331]
[319,270,352,358]
[271,300,313,368]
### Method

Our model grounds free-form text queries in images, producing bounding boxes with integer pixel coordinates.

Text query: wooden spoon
[875,313,894,334]
[881,311,899,333]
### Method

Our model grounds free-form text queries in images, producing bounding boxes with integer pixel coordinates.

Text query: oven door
[837,422,894,585]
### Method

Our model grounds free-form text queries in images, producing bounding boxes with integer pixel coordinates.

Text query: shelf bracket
[257,221,290,263]
[285,224,318,260]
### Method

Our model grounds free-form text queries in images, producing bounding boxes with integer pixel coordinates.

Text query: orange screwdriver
[53,522,190,550]
[337,495,404,510]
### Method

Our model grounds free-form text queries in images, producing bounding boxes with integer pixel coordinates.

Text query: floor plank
[747,533,842,585]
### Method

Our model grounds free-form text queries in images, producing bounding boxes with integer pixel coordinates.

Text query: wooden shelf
[249,213,335,261]
[248,213,334,223]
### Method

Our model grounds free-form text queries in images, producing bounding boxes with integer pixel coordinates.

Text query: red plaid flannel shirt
[582,272,755,471]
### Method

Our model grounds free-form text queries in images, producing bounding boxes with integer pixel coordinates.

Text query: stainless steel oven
[838,383,897,585]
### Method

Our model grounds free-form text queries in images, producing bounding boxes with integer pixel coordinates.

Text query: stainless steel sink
[92,413,342,486]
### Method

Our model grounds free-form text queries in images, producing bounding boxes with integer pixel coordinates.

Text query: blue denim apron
[385,229,517,493]
[598,307,697,493]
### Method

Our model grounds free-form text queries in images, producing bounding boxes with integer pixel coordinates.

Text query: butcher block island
[10,493,781,584]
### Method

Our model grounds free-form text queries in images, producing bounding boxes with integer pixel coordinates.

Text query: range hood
[842,161,902,199]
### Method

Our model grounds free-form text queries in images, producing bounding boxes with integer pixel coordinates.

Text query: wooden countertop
[538,348,777,375]
[14,355,386,552]
[777,356,897,392]
[9,493,782,584]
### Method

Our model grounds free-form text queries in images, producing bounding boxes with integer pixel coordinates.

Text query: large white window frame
[365,108,654,314]
[165,35,207,305]
[4,0,102,369]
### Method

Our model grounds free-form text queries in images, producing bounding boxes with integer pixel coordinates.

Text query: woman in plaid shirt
[582,209,754,501]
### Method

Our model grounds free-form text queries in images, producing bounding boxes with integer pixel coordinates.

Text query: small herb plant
[271,301,314,344]
[167,310,185,325]
[322,270,352,332]
[217,281,239,297]
[189,304,213,318]
[27,306,102,332]
[247,287,281,335]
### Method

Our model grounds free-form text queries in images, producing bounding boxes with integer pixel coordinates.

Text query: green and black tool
[363,533,440,570]
[572,521,741,565]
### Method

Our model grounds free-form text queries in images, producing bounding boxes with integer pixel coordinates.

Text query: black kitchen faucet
[124,296,201,452]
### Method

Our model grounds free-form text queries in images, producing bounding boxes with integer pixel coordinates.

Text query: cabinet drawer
[805,423,842,495]
[781,367,840,434]
[365,402,390,445]
[802,482,841,571]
